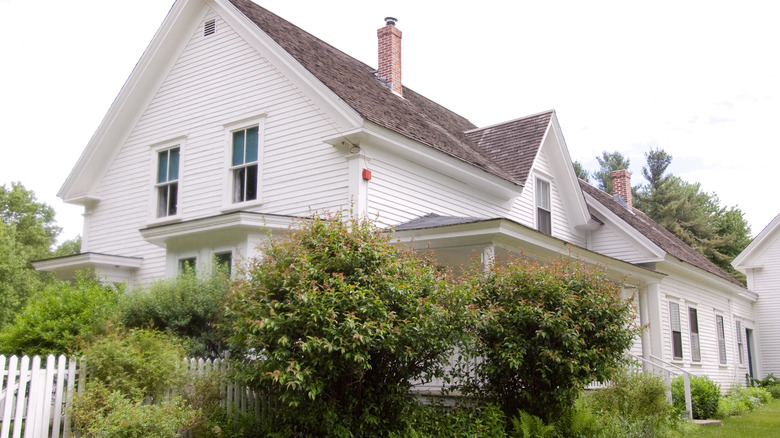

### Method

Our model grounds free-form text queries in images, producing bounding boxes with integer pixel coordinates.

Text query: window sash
[736,321,744,364]
[156,147,180,218]
[669,302,683,360]
[231,126,259,203]
[716,315,727,364]
[536,179,551,234]
[689,307,701,362]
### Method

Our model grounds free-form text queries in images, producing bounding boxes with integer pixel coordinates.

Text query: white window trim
[222,115,266,212]
[668,300,684,362]
[148,137,186,225]
[736,319,746,367]
[534,176,552,235]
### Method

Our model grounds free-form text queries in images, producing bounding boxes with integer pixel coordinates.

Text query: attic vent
[204,19,216,36]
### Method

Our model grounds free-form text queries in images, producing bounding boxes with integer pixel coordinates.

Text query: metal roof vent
[204,19,216,36]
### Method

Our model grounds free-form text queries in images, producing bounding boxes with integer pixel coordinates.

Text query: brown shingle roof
[229,0,530,185]
[579,180,744,287]
[465,111,553,185]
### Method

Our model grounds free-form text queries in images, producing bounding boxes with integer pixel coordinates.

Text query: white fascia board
[33,253,143,272]
[220,0,363,130]
[732,212,780,271]
[542,113,593,229]
[139,211,296,247]
[394,218,666,285]
[583,191,667,262]
[324,123,522,200]
[660,256,756,301]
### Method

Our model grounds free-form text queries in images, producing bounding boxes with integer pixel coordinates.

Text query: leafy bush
[72,386,195,438]
[388,404,507,438]
[0,275,121,355]
[672,375,720,419]
[591,368,674,435]
[226,212,469,436]
[70,329,197,438]
[750,373,779,388]
[766,384,780,399]
[122,266,230,357]
[717,385,772,418]
[462,257,638,421]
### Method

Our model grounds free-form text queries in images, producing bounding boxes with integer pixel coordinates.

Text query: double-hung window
[736,321,745,365]
[536,178,551,235]
[716,315,727,364]
[231,126,259,204]
[669,302,683,360]
[156,147,180,218]
[688,307,701,362]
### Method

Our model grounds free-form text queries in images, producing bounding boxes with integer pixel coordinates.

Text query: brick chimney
[610,169,633,210]
[377,17,402,96]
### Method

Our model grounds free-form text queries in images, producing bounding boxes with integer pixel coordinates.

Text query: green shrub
[0,275,121,355]
[388,403,507,438]
[226,212,470,436]
[70,329,197,437]
[122,266,230,357]
[672,375,720,419]
[766,384,780,399]
[750,373,779,388]
[71,386,195,438]
[591,368,674,435]
[718,386,772,418]
[462,257,638,421]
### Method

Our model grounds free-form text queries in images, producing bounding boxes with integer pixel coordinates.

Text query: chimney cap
[384,17,398,26]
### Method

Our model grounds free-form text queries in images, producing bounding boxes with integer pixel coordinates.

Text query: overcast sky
[1,0,778,243]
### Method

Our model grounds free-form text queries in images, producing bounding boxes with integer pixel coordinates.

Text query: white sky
[1,0,779,243]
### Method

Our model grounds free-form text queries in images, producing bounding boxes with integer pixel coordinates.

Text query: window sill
[146,216,183,227]
[221,199,264,213]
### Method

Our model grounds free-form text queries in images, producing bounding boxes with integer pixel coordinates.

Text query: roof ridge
[464,109,556,134]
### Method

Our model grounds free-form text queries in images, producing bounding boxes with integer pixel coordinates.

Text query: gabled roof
[465,111,554,185]
[579,180,743,287]
[229,0,540,187]
[732,212,780,270]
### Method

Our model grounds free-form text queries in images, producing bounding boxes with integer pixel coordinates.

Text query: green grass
[684,397,780,438]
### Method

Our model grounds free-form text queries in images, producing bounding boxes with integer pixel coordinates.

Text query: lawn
[685,397,780,438]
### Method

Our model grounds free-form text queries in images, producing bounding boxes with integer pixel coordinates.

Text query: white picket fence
[0,355,255,438]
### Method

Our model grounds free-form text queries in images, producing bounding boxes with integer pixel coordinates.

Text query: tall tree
[0,182,60,259]
[592,151,630,194]
[632,150,750,281]
[0,182,61,326]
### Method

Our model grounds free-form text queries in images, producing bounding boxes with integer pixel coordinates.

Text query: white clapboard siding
[589,222,657,264]
[747,233,780,377]
[85,9,350,284]
[655,274,754,393]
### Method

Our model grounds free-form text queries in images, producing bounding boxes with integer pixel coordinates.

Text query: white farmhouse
[733,213,780,381]
[34,0,758,391]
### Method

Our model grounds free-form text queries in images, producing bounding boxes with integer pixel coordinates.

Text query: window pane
[168,148,180,181]
[537,208,551,235]
[157,186,168,218]
[536,179,550,210]
[689,308,700,362]
[232,131,245,166]
[246,126,258,162]
[233,167,246,203]
[246,164,258,201]
[716,315,727,364]
[157,150,168,183]
[168,182,178,216]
